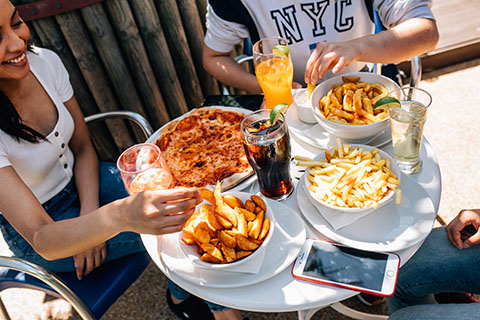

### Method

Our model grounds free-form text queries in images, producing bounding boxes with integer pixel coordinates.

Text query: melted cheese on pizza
[155,108,252,188]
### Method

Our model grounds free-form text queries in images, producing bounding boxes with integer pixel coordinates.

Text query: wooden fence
[14,0,220,161]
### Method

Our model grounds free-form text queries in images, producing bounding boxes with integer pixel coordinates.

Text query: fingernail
[464,243,470,248]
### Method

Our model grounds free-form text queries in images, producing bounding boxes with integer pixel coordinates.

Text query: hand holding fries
[181,182,272,264]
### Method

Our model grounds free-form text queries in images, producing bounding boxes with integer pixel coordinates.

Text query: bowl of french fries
[298,139,402,213]
[180,182,274,269]
[311,72,400,143]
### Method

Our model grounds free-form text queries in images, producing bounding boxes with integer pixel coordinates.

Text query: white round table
[141,132,441,317]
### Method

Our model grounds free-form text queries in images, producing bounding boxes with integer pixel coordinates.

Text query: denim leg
[98,161,129,205]
[167,279,229,313]
[389,303,480,320]
[387,227,480,314]
[167,279,191,300]
[0,162,143,272]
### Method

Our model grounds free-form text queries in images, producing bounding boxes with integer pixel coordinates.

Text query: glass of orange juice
[253,37,294,109]
[117,143,173,195]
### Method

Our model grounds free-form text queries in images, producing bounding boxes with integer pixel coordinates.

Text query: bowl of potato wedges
[180,182,274,269]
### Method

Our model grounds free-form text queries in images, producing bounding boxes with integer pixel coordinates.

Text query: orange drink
[255,57,294,109]
[253,37,294,109]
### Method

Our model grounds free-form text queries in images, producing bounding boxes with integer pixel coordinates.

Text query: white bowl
[304,144,401,213]
[293,88,316,124]
[179,192,275,270]
[310,72,400,143]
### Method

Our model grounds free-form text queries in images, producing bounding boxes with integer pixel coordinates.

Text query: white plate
[145,106,256,191]
[296,173,436,252]
[285,102,392,150]
[142,198,306,288]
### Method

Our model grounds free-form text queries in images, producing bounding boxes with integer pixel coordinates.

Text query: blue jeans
[387,227,480,319]
[0,162,145,270]
[0,162,226,313]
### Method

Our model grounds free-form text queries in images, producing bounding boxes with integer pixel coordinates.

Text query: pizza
[154,107,253,189]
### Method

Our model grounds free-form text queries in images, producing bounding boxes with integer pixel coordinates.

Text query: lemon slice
[374,96,401,110]
[272,45,289,58]
[270,103,288,125]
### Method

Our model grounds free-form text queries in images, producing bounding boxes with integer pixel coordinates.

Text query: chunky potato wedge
[223,194,244,209]
[250,195,266,211]
[236,234,259,251]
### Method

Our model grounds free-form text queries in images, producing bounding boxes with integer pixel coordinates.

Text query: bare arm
[202,44,262,94]
[305,18,439,84]
[0,167,201,260]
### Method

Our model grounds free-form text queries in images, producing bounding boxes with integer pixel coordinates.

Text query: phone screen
[302,242,390,291]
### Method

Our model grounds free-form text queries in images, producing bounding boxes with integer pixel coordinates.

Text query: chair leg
[330,302,388,320]
[297,307,324,320]
[0,296,11,320]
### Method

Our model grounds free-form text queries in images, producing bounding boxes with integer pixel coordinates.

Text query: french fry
[250,195,266,211]
[258,218,270,240]
[235,207,256,221]
[220,245,236,262]
[223,194,244,209]
[215,204,238,227]
[317,78,389,125]
[236,234,259,251]
[236,251,253,259]
[193,227,210,244]
[206,206,224,230]
[305,144,400,209]
[307,82,316,99]
[198,188,215,204]
[248,210,264,239]
[216,214,233,229]
[183,181,271,264]
[237,211,248,237]
[200,243,223,261]
[245,200,256,212]
[201,253,221,264]
[218,230,236,248]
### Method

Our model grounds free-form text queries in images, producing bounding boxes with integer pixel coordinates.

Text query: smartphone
[201,95,264,111]
[292,239,400,297]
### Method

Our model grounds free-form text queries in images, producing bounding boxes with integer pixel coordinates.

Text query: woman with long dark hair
[0,1,230,318]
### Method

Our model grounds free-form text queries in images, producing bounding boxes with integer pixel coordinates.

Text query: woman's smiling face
[0,0,30,81]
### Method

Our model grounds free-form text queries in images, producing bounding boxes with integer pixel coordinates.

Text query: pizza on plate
[154,107,253,189]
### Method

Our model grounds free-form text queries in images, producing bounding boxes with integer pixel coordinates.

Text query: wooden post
[54,10,136,153]
[79,3,149,142]
[177,0,219,97]
[128,0,189,118]
[155,0,204,109]
[104,0,170,129]
[196,0,207,31]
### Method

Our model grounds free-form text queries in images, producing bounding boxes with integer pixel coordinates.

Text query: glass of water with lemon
[253,37,293,109]
[376,87,432,174]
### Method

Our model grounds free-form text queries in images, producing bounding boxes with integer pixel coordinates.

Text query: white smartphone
[292,239,400,297]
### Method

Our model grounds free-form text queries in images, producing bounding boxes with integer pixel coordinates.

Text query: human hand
[118,188,202,235]
[304,41,362,85]
[73,242,106,280]
[445,209,480,249]
[292,82,303,89]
